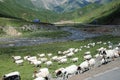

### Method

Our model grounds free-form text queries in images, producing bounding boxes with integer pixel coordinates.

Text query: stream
[0,27,101,47]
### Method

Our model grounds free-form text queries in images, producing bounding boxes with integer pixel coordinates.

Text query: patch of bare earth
[80,25,120,36]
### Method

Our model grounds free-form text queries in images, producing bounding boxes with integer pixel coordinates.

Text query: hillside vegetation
[74,0,120,24]
[0,0,119,24]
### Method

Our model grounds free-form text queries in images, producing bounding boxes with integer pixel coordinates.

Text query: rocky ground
[80,25,120,36]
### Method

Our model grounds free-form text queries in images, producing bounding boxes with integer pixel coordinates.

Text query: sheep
[88,58,96,68]
[33,68,49,80]
[58,51,62,55]
[66,52,74,57]
[74,48,79,53]
[96,41,102,44]
[3,71,20,80]
[84,54,92,61]
[55,68,64,77]
[71,57,78,62]
[33,61,42,67]
[38,54,45,58]
[99,49,118,62]
[62,65,78,79]
[45,61,52,66]
[12,56,21,62]
[27,56,37,64]
[24,56,30,60]
[52,56,58,61]
[58,58,67,64]
[47,53,52,57]
[103,42,107,45]
[34,77,45,80]
[84,51,91,55]
[77,61,89,73]
[15,59,23,66]
[40,58,48,63]
[108,45,112,49]
[94,53,103,58]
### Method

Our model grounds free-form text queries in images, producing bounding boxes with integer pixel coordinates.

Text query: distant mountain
[29,0,112,12]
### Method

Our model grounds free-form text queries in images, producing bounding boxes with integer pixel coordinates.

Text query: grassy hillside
[0,35,119,80]
[74,0,120,24]
[0,0,59,22]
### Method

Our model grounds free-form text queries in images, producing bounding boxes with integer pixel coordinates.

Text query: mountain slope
[0,0,59,22]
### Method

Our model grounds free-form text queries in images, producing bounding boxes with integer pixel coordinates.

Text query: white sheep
[52,56,58,61]
[33,68,49,80]
[77,61,89,73]
[62,65,78,79]
[66,52,74,57]
[58,58,67,64]
[71,57,78,62]
[96,41,102,44]
[40,58,48,63]
[27,56,37,64]
[38,54,45,57]
[3,71,20,80]
[84,54,92,60]
[88,58,96,68]
[47,53,52,57]
[84,51,91,55]
[58,51,62,55]
[45,61,52,66]
[33,61,42,67]
[12,56,21,62]
[24,56,30,60]
[34,77,45,80]
[55,67,64,77]
[15,60,23,65]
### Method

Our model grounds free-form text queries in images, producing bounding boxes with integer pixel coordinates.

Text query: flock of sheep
[10,41,120,80]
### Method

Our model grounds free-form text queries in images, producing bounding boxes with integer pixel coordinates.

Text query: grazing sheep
[34,77,45,80]
[55,68,64,77]
[99,49,119,62]
[40,58,48,63]
[24,56,30,60]
[38,54,45,58]
[12,56,21,62]
[47,53,52,57]
[33,61,42,67]
[3,71,21,80]
[45,61,52,66]
[77,61,89,73]
[66,52,74,57]
[71,57,78,62]
[58,58,67,64]
[96,41,102,44]
[58,51,62,55]
[84,51,91,55]
[88,58,96,68]
[84,54,92,61]
[27,56,37,64]
[33,68,49,80]
[15,60,23,66]
[52,56,58,61]
[62,65,78,79]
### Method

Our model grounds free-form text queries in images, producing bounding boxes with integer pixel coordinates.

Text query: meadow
[0,35,120,80]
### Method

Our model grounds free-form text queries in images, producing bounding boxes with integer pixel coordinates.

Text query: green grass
[74,0,120,24]
[22,30,71,38]
[0,35,120,79]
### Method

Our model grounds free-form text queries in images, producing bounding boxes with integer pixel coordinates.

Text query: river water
[0,27,101,47]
